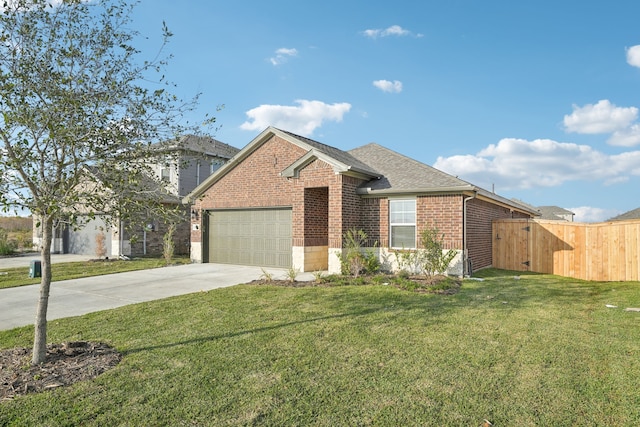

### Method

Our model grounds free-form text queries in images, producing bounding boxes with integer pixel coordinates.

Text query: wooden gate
[492,219,531,272]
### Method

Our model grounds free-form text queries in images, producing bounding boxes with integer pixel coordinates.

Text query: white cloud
[608,124,640,147]
[569,206,621,223]
[373,79,403,93]
[362,25,413,39]
[240,100,352,136]
[434,137,640,191]
[626,45,640,68]
[563,100,638,134]
[269,47,298,66]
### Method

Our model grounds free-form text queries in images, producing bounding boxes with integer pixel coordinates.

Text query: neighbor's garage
[206,208,292,268]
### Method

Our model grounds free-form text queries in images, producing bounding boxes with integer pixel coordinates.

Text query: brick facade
[189,131,534,273]
[466,197,530,270]
[191,135,361,269]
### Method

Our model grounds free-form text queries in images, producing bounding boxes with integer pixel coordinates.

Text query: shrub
[285,266,299,283]
[162,223,176,265]
[338,228,380,277]
[95,232,107,259]
[418,225,457,278]
[392,224,457,279]
[260,268,274,283]
[0,228,16,255]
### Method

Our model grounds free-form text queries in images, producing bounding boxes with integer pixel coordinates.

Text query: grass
[1,269,640,425]
[0,257,191,289]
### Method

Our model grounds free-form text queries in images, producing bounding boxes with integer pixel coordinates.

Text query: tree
[0,0,210,364]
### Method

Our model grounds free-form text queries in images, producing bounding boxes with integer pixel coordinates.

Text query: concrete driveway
[0,263,314,331]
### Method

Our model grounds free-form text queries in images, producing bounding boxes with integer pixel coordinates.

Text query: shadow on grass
[121,310,380,356]
[121,271,625,357]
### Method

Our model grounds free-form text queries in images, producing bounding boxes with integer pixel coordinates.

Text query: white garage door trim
[207,208,292,268]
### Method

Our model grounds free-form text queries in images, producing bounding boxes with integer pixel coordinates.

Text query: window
[160,167,171,182]
[390,199,416,248]
[210,160,223,174]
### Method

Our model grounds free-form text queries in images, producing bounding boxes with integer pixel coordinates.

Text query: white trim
[389,198,417,249]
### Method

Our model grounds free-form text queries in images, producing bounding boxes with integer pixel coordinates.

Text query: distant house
[184,127,538,275]
[536,206,575,222]
[607,207,640,222]
[35,135,239,257]
[512,200,575,222]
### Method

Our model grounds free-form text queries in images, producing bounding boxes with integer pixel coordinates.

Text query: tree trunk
[32,216,54,365]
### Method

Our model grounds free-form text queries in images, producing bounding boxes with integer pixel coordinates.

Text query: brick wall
[417,195,464,249]
[361,198,387,247]
[303,187,329,246]
[191,135,349,252]
[466,197,524,270]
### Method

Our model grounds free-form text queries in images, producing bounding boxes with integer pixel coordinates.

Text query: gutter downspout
[463,191,477,277]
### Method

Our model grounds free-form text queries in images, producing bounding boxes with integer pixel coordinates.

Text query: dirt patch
[0,341,121,402]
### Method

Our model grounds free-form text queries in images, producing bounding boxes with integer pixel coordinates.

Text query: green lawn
[1,270,639,426]
[0,257,190,289]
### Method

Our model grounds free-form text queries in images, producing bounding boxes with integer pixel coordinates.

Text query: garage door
[207,208,292,268]
[66,216,112,257]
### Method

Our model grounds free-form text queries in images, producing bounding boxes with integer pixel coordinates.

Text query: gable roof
[83,165,181,205]
[176,135,239,159]
[183,127,539,216]
[349,143,537,215]
[151,135,239,159]
[349,143,474,193]
[184,127,379,203]
[608,207,640,221]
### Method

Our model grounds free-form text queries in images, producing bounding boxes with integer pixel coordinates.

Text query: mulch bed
[249,274,463,295]
[0,341,121,402]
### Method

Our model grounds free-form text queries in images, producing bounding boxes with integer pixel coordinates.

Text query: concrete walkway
[0,253,94,269]
[0,263,314,331]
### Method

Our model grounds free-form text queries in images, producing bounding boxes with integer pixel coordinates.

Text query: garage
[65,216,113,257]
[206,208,292,268]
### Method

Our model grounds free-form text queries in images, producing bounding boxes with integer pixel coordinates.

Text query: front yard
[0,257,191,290]
[1,270,639,425]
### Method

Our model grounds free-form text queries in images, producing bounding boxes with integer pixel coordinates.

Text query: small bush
[0,228,16,255]
[338,228,380,277]
[95,232,107,259]
[162,224,176,266]
[285,266,299,283]
[260,268,274,283]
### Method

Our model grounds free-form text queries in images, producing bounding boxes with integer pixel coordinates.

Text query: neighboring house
[35,135,239,257]
[536,206,575,222]
[184,127,538,275]
[607,207,640,221]
[512,200,575,222]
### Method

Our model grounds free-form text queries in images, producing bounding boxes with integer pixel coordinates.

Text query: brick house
[184,127,537,275]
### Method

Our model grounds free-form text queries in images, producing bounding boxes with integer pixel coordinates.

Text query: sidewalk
[0,263,314,331]
[0,253,94,269]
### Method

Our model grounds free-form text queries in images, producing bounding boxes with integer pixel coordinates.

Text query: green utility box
[29,260,41,278]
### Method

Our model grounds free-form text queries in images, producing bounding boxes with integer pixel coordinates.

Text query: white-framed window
[210,159,223,174]
[390,199,416,249]
[160,167,171,182]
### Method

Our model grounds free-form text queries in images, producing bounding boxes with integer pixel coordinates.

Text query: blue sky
[130,0,640,222]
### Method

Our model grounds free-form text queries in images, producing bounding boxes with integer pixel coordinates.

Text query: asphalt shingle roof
[278,129,379,177]
[608,207,640,221]
[176,135,239,158]
[348,143,472,192]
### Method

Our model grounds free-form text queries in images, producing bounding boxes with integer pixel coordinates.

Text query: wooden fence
[492,219,640,281]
